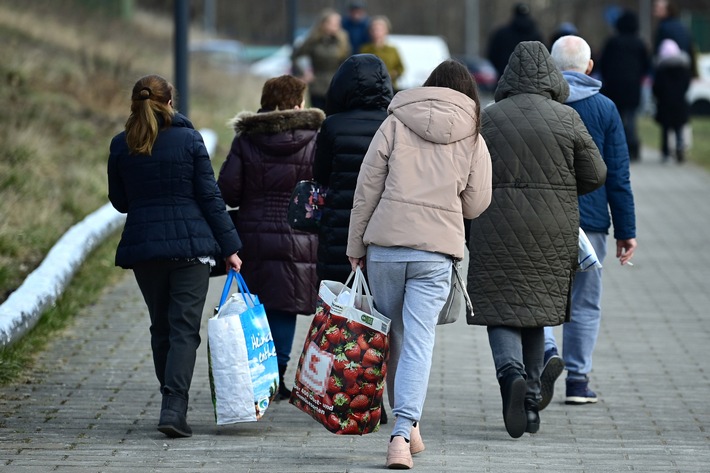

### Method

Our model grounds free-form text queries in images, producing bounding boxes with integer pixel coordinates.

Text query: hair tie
[139,87,151,100]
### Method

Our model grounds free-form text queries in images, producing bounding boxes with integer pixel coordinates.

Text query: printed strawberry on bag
[290,273,390,435]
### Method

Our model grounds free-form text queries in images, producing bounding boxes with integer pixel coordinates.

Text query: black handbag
[286,180,327,233]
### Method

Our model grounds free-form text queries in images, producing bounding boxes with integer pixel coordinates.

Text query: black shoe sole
[158,424,192,438]
[503,377,527,439]
[525,414,540,434]
[539,356,564,411]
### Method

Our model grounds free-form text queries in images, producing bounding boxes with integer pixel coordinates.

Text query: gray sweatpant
[366,245,451,439]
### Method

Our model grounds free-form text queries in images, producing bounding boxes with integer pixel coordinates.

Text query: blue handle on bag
[218,270,256,310]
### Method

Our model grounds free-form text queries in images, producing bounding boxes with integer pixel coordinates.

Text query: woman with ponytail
[108,74,242,438]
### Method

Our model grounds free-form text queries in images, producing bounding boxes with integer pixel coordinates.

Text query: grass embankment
[0,0,263,384]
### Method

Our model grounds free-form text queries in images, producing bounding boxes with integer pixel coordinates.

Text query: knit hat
[658,38,681,59]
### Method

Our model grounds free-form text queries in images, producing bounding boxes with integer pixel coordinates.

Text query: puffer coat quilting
[108,113,242,269]
[313,54,393,283]
[468,41,607,328]
[218,108,324,314]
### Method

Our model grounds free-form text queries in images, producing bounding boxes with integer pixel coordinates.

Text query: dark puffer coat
[218,108,324,314]
[653,52,691,128]
[600,11,651,111]
[108,113,241,269]
[313,54,393,283]
[468,41,607,328]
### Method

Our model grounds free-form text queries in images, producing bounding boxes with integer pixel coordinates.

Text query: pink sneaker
[386,436,413,469]
[409,423,425,455]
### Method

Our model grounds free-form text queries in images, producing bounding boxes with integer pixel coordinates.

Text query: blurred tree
[132,0,710,55]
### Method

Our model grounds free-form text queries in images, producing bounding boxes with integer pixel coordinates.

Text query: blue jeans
[487,326,545,401]
[266,310,297,367]
[544,231,608,380]
[366,246,451,439]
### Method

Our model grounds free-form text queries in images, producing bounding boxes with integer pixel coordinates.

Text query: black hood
[616,10,639,35]
[325,54,393,115]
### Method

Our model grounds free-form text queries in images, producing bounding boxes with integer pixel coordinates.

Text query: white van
[386,35,451,89]
[250,35,451,90]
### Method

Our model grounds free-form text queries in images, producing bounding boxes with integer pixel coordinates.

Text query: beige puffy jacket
[347,86,492,260]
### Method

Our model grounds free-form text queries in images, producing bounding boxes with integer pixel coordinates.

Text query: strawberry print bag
[290,268,390,435]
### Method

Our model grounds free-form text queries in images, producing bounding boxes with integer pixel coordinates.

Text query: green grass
[0,1,264,385]
[638,114,710,170]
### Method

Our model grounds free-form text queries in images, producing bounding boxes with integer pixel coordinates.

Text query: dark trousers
[661,124,685,160]
[487,326,545,402]
[266,309,297,367]
[618,107,640,161]
[133,260,210,400]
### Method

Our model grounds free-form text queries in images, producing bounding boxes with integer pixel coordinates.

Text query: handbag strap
[451,258,474,315]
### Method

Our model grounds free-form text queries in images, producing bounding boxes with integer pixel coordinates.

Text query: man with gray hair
[542,35,637,409]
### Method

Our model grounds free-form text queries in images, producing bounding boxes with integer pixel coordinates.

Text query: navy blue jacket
[108,113,241,268]
[563,71,636,240]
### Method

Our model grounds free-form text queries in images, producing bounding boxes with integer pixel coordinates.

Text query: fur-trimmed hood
[228,108,325,137]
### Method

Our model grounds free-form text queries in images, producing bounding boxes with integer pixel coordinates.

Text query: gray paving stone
[2,151,710,472]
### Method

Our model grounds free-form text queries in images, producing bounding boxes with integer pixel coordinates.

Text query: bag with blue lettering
[208,270,279,424]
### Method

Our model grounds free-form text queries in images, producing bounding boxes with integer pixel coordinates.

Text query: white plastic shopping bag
[578,228,602,272]
[207,270,279,424]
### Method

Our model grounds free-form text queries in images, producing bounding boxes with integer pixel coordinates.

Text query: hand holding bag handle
[218,270,257,313]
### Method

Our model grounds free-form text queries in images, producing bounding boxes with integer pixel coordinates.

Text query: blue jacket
[108,113,241,268]
[563,71,636,240]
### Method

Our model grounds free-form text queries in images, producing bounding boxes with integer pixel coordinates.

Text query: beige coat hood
[347,87,493,260]
[388,87,479,145]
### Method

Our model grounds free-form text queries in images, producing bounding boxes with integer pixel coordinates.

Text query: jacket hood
[325,54,393,115]
[388,87,479,145]
[563,71,601,103]
[655,50,691,69]
[511,14,540,36]
[615,10,639,34]
[229,108,325,136]
[494,41,569,103]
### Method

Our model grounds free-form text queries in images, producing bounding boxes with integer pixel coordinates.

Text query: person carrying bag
[208,270,279,425]
[290,267,390,435]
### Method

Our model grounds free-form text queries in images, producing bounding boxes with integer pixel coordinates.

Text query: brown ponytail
[125,75,175,155]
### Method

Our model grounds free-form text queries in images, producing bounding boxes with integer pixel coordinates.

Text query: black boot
[525,398,540,434]
[278,365,291,400]
[676,149,685,163]
[499,371,527,438]
[158,394,192,438]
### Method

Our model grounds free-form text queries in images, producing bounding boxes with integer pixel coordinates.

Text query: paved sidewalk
[2,149,710,472]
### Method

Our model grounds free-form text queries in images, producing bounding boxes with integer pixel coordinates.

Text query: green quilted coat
[467,41,607,328]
